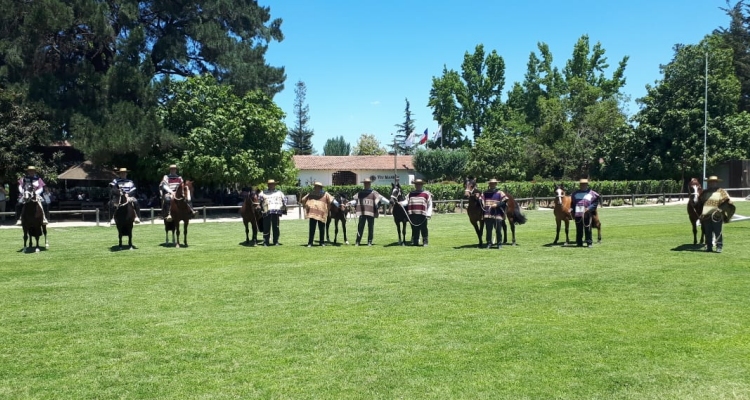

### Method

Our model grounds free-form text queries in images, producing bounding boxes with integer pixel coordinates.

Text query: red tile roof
[293,155,415,171]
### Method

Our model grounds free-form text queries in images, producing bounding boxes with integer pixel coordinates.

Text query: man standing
[482,178,508,249]
[699,175,734,253]
[160,164,197,222]
[301,182,339,247]
[259,179,286,246]
[570,178,600,248]
[109,168,142,225]
[15,166,49,225]
[351,178,389,246]
[0,181,7,221]
[406,179,433,246]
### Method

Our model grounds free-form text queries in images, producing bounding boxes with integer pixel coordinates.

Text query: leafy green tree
[427,68,469,149]
[0,0,285,167]
[633,35,742,181]
[0,90,58,184]
[412,148,468,182]
[286,80,314,155]
[160,75,295,185]
[323,136,351,156]
[716,1,750,112]
[352,134,387,155]
[392,98,417,155]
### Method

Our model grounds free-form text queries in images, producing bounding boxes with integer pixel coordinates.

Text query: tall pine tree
[391,98,416,155]
[286,80,314,155]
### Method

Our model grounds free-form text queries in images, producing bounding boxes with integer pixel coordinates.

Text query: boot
[110,218,115,225]
[15,219,22,226]
[42,217,48,225]
[423,237,428,247]
[134,216,142,224]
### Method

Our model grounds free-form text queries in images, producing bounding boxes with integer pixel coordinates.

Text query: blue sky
[265,1,730,154]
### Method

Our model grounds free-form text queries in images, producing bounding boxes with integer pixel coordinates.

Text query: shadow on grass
[158,242,188,248]
[384,242,409,247]
[238,241,258,247]
[453,243,484,249]
[18,246,48,253]
[110,245,136,252]
[670,243,707,252]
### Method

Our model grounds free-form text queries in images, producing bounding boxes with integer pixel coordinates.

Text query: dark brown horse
[553,184,573,245]
[112,187,136,250]
[687,177,704,245]
[326,193,350,245]
[20,184,48,252]
[464,179,527,246]
[164,181,194,248]
[390,183,409,245]
[463,179,485,248]
[240,188,262,245]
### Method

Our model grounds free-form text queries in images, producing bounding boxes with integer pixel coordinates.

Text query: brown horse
[240,188,263,245]
[463,179,485,248]
[390,183,409,245]
[553,184,573,245]
[164,181,194,248]
[113,188,136,250]
[326,193,349,245]
[20,184,48,253]
[687,177,704,245]
[464,179,527,246]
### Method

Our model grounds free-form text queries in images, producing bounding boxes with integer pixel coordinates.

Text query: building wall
[297,169,421,187]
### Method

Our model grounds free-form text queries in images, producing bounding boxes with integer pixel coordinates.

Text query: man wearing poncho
[482,178,508,249]
[698,175,734,253]
[351,178,390,246]
[570,178,600,248]
[301,182,339,247]
[406,179,433,246]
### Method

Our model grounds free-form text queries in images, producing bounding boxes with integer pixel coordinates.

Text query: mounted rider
[15,166,49,226]
[570,178,600,248]
[350,178,390,246]
[406,179,433,246]
[109,168,142,225]
[160,164,197,222]
[482,178,508,249]
[698,175,734,253]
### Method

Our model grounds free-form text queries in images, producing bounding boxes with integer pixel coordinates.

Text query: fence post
[298,205,302,219]
[631,193,635,207]
[203,206,207,223]
[96,208,100,227]
[532,196,537,210]
[150,208,154,224]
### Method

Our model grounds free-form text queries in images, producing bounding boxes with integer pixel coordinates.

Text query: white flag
[404,131,416,147]
[434,124,443,139]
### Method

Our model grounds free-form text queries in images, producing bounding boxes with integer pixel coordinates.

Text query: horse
[20,183,48,253]
[464,179,527,246]
[326,193,350,245]
[553,184,573,245]
[112,187,136,250]
[687,177,704,245]
[164,181,194,248]
[390,183,409,245]
[240,188,263,245]
[463,179,485,248]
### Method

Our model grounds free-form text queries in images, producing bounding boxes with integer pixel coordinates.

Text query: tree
[633,35,742,181]
[160,74,295,185]
[323,136,351,156]
[458,44,506,140]
[716,1,750,112]
[0,0,286,166]
[286,80,314,155]
[412,148,468,182]
[427,68,469,149]
[0,90,58,184]
[352,134,387,155]
[392,98,417,155]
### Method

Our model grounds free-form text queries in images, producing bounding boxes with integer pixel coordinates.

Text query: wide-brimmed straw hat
[267,179,276,185]
[579,178,589,184]
[488,178,499,184]
[362,178,372,183]
[168,164,177,169]
[706,175,722,182]
[26,166,36,171]
[313,181,323,187]
[414,179,424,185]
[117,167,129,173]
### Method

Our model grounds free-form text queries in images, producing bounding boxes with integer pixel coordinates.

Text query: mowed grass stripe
[1,203,749,399]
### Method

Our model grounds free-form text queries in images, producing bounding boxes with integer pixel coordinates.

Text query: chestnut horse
[464,179,527,246]
[326,193,350,245]
[553,184,573,245]
[687,178,704,245]
[164,181,194,248]
[20,183,48,253]
[240,188,262,245]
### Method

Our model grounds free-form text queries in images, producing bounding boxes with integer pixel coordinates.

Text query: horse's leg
[34,234,40,252]
[471,220,482,247]
[326,218,332,243]
[510,220,517,245]
[23,229,28,252]
[334,218,340,244]
[564,219,570,245]
[42,226,48,248]
[175,222,181,248]
[183,221,189,247]
[596,217,602,243]
[244,220,250,244]
[395,219,402,245]
[342,218,349,245]
[119,231,123,249]
[501,220,508,244]
[554,217,561,244]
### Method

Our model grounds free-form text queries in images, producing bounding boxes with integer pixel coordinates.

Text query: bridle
[555,187,565,205]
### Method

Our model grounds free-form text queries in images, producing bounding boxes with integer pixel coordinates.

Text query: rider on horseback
[160,164,198,222]
[109,167,142,225]
[15,166,49,226]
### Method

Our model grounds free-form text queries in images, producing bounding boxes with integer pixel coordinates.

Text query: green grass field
[1,203,749,399]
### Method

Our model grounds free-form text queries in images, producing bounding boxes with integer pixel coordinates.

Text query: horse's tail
[511,201,527,225]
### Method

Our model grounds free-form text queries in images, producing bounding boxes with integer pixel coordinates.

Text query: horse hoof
[35,248,40,253]
[345,241,349,245]
[129,247,134,251]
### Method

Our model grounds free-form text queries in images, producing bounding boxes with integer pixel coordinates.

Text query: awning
[58,161,117,181]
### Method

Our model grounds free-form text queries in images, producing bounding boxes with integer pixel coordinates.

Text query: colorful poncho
[700,188,731,217]
[407,190,433,217]
[482,189,507,220]
[302,191,335,222]
[571,189,600,218]
[260,189,286,215]
[355,189,388,218]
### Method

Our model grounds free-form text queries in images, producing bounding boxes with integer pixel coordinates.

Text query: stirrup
[110,219,115,225]
[134,217,142,224]
[15,219,22,226]
[42,219,49,226]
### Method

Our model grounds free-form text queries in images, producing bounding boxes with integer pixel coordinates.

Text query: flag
[419,128,428,145]
[404,131,416,147]
[434,124,443,140]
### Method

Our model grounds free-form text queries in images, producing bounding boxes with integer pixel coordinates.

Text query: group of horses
[26,178,721,252]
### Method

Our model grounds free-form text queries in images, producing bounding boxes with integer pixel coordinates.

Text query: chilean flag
[419,128,428,145]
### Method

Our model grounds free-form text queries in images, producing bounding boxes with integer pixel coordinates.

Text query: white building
[293,155,422,186]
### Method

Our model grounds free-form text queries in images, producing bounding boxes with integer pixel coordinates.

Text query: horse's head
[688,178,702,203]
[247,188,261,211]
[176,181,193,202]
[390,183,403,203]
[464,178,478,198]
[336,193,349,211]
[554,184,566,205]
[22,183,37,203]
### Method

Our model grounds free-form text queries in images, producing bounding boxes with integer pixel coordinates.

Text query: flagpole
[703,52,708,190]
